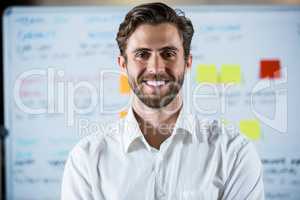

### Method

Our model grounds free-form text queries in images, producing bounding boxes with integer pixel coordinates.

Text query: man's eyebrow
[132,48,152,53]
[132,46,179,53]
[159,46,179,52]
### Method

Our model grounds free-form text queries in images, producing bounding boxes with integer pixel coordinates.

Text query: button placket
[155,152,167,200]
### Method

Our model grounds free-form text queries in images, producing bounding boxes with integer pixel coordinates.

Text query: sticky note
[220,64,241,84]
[239,119,261,140]
[260,59,281,79]
[196,64,218,83]
[119,110,128,118]
[119,74,131,94]
[221,118,230,126]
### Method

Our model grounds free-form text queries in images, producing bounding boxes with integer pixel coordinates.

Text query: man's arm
[61,146,93,200]
[222,139,265,200]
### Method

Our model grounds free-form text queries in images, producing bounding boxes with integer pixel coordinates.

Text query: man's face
[119,23,192,108]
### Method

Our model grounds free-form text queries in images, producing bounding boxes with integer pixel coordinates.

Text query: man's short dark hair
[116,2,194,62]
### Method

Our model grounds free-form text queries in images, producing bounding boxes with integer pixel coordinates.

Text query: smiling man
[61,3,265,200]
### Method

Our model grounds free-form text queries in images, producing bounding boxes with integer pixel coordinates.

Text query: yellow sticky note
[220,64,241,84]
[119,74,131,94]
[221,118,230,126]
[239,119,261,140]
[119,110,128,118]
[196,64,218,83]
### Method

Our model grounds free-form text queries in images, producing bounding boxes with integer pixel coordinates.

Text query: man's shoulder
[190,115,251,152]
[69,119,124,157]
[191,115,262,172]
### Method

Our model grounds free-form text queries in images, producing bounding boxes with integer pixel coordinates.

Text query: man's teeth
[146,80,166,86]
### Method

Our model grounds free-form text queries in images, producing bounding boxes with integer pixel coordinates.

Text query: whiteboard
[3,6,300,200]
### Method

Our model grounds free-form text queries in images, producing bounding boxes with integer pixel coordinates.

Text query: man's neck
[132,94,183,149]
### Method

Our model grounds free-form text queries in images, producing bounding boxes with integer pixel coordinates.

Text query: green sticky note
[196,64,218,83]
[239,119,261,140]
[220,64,241,84]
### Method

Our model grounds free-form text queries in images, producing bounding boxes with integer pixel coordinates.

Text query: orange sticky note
[119,74,131,94]
[119,110,128,118]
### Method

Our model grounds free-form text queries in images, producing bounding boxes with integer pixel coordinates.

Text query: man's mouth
[144,80,169,86]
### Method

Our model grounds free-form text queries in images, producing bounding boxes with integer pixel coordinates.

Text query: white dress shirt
[61,106,265,200]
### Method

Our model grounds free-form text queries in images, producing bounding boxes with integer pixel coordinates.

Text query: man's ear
[186,54,192,70]
[118,55,127,73]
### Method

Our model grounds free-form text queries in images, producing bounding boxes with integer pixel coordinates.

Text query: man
[61,2,264,200]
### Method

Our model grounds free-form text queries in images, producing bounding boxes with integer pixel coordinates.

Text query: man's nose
[147,53,166,74]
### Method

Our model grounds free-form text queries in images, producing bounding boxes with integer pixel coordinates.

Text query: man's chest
[96,145,225,200]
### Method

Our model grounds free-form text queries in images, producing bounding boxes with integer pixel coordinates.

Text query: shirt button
[157,156,163,163]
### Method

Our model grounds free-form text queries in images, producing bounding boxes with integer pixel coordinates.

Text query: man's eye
[162,51,176,59]
[135,51,149,59]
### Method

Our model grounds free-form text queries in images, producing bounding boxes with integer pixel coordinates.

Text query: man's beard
[127,70,185,109]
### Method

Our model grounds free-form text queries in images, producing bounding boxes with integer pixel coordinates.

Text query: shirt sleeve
[222,139,265,200]
[61,145,93,200]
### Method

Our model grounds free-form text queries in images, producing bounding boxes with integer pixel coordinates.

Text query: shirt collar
[121,104,198,154]
[121,106,146,153]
